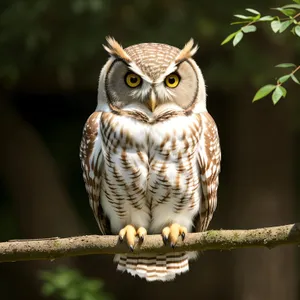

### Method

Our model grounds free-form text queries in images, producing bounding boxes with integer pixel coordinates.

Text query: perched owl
[80,37,221,282]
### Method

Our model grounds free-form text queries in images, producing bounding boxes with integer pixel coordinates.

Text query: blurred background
[0,0,299,299]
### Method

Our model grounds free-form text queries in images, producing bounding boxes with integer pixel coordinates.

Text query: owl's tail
[114,252,195,281]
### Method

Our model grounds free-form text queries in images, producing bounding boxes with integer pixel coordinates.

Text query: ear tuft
[175,38,199,64]
[103,36,131,62]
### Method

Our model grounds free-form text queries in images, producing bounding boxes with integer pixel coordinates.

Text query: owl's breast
[147,114,202,232]
[99,113,150,232]
[99,112,202,232]
[147,115,201,192]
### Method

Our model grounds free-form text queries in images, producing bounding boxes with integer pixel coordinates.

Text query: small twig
[0,223,300,263]
[276,65,300,86]
[291,65,300,76]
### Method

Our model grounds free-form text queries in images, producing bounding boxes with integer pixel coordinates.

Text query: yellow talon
[119,225,147,251]
[179,226,187,240]
[162,223,187,248]
[137,227,147,241]
[162,226,171,243]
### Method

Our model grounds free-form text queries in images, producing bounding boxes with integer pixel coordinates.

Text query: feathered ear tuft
[175,38,199,64]
[103,36,131,62]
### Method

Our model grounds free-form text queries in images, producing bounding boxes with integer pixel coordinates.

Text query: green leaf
[275,63,296,68]
[295,25,300,37]
[293,0,300,3]
[282,4,300,9]
[221,32,237,45]
[278,74,291,84]
[285,9,297,16]
[271,20,281,32]
[253,84,276,102]
[291,74,300,84]
[259,16,274,21]
[233,31,244,46]
[234,14,253,19]
[242,25,257,33]
[273,7,297,16]
[246,8,260,15]
[279,86,287,97]
[279,20,293,33]
[272,86,284,104]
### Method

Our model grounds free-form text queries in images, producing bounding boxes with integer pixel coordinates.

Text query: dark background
[0,0,299,299]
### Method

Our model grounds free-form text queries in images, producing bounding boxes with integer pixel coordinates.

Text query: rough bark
[0,223,299,263]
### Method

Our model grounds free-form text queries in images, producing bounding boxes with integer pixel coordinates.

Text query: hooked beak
[146,97,157,112]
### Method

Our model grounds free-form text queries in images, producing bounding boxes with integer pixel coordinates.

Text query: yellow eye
[165,73,180,88]
[125,73,141,88]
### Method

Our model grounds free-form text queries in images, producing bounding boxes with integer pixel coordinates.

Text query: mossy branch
[1,223,300,263]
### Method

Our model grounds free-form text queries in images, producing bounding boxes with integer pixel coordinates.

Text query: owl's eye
[165,73,180,88]
[125,72,142,88]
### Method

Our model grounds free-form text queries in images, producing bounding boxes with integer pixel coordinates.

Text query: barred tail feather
[114,252,191,281]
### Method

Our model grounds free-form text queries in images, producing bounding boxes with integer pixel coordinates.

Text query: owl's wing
[194,112,221,232]
[79,112,111,234]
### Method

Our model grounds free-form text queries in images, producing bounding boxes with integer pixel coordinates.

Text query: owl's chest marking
[99,112,202,233]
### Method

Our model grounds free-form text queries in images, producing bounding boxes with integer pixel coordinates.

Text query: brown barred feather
[117,252,189,281]
[80,112,111,234]
[194,112,221,232]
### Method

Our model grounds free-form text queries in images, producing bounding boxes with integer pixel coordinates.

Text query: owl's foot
[162,223,187,248]
[119,225,147,251]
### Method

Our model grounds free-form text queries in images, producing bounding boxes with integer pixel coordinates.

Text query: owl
[80,37,221,282]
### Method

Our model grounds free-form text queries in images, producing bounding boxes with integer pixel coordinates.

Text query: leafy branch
[221,0,300,103]
[221,1,300,46]
[0,223,300,263]
[253,64,300,104]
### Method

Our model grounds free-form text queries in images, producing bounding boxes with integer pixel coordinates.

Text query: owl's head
[97,37,206,115]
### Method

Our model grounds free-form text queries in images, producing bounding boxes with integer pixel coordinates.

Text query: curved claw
[118,225,136,250]
[162,226,170,245]
[181,231,186,240]
[118,225,147,250]
[162,224,187,248]
[137,227,147,243]
[162,235,168,245]
[179,226,187,241]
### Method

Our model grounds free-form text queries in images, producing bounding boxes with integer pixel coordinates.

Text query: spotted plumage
[80,37,221,281]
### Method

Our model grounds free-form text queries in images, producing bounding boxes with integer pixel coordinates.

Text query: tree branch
[1,223,300,263]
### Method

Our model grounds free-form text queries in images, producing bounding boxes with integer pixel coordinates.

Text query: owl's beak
[147,97,157,112]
